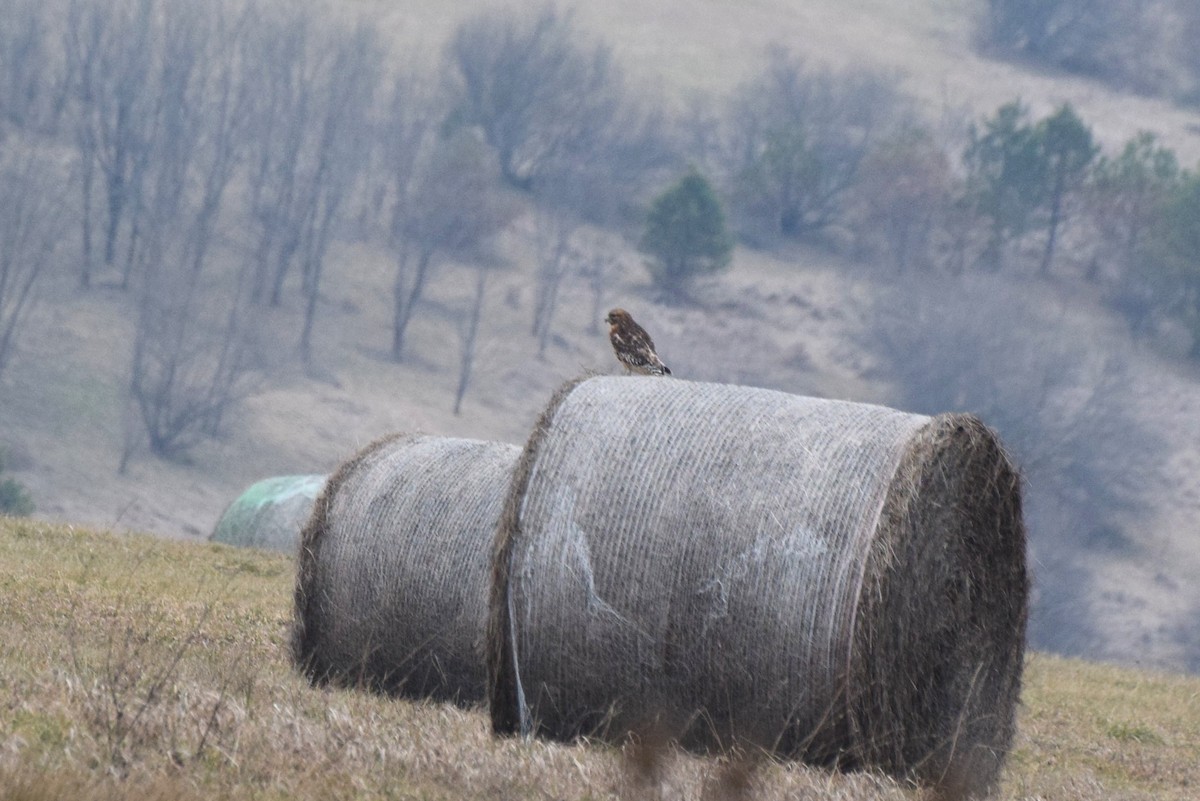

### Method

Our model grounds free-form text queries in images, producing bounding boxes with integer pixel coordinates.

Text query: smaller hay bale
[293,433,520,704]
[489,376,1027,799]
[210,474,326,552]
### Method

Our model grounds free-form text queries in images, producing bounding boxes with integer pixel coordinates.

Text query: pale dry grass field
[3,224,865,542]
[1,518,1197,801]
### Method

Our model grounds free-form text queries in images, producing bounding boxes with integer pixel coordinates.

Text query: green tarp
[210,474,326,551]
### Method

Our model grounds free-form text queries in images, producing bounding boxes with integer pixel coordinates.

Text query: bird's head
[605,308,629,326]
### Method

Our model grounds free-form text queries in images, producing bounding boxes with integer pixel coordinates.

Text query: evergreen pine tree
[639,169,733,299]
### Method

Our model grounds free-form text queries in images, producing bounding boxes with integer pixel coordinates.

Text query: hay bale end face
[293,433,520,704]
[210,474,326,551]
[489,377,1027,798]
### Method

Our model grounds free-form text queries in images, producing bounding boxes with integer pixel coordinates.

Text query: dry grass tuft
[1,517,1197,800]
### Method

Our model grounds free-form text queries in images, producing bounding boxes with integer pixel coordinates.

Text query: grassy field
[0,518,1197,800]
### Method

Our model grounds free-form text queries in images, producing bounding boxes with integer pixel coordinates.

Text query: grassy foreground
[0,518,1196,801]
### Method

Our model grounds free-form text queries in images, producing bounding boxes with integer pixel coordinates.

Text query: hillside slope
[1,0,1199,676]
[1,519,1197,801]
[361,0,1200,161]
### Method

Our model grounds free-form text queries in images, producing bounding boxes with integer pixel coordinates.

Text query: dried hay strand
[209,474,326,552]
[488,376,1027,798]
[293,433,520,704]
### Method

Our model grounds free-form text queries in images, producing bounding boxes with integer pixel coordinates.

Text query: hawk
[605,308,671,376]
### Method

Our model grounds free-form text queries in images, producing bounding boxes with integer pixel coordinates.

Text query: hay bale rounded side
[488,376,1026,798]
[210,474,326,551]
[293,433,520,704]
[851,414,1027,797]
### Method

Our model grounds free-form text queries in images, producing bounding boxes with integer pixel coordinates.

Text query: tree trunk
[391,248,434,361]
[533,229,571,358]
[536,275,562,359]
[1040,169,1066,277]
[79,138,95,289]
[299,254,321,365]
[103,159,126,267]
[269,228,299,307]
[454,265,488,415]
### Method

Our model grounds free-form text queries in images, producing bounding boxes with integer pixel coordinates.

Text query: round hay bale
[294,433,520,704]
[210,474,326,552]
[488,376,1027,797]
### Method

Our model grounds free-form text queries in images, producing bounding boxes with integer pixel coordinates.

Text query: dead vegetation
[2,510,1197,800]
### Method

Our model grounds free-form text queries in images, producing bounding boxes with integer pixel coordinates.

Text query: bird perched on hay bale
[606,308,671,375]
[488,376,1028,800]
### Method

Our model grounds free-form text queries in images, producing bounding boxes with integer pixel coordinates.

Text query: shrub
[1144,172,1200,356]
[721,48,908,245]
[638,168,733,299]
[977,0,1153,88]
[0,449,34,516]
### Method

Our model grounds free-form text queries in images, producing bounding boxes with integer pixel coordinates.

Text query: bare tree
[530,173,587,358]
[355,58,441,242]
[722,47,909,244]
[241,7,311,305]
[91,0,155,274]
[978,0,1156,89]
[849,127,953,273]
[122,259,261,469]
[235,10,380,365]
[446,4,624,191]
[575,233,623,334]
[1180,1,1200,103]
[0,152,67,378]
[294,22,382,364]
[0,0,62,132]
[64,0,202,289]
[453,261,492,415]
[118,0,260,469]
[124,1,243,288]
[375,65,442,359]
[521,76,664,343]
[62,0,112,288]
[390,131,516,361]
[675,90,724,174]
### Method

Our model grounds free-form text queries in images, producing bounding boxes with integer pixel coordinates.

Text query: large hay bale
[489,377,1027,798]
[294,433,520,703]
[210,474,326,551]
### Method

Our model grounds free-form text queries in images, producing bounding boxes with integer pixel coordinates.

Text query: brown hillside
[1,0,1199,675]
